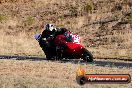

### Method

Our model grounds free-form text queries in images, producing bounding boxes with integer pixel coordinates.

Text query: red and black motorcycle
[53,32,93,62]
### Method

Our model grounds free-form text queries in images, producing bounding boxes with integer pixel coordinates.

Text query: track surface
[0,55,132,68]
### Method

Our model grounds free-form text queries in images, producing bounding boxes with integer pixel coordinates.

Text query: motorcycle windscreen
[72,34,81,44]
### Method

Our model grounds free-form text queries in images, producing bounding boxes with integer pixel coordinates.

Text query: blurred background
[0,0,132,59]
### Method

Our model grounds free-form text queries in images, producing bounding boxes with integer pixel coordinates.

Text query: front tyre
[81,48,93,62]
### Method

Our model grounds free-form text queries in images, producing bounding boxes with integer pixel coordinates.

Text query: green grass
[0,14,7,22]
[58,16,65,21]
[83,3,94,13]
[128,14,132,23]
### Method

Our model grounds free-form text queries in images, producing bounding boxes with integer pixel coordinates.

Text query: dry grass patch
[0,59,131,88]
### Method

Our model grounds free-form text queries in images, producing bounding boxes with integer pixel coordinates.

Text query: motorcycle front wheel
[81,48,93,62]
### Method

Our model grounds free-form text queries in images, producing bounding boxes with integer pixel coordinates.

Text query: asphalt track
[0,55,132,68]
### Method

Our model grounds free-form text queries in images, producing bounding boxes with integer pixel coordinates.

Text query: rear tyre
[81,48,93,62]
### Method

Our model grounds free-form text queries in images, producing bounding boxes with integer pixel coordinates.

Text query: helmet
[34,33,41,41]
[45,24,57,32]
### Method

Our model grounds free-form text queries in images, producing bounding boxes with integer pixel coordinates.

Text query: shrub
[0,14,7,22]
[58,16,65,21]
[128,14,132,23]
[23,16,34,26]
[69,6,78,17]
[83,3,94,13]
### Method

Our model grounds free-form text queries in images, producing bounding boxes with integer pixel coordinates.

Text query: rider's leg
[39,40,53,59]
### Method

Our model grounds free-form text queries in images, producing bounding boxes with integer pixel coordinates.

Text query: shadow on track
[0,55,132,68]
[0,55,45,61]
[57,59,132,68]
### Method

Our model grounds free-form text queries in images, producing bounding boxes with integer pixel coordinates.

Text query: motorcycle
[53,32,93,62]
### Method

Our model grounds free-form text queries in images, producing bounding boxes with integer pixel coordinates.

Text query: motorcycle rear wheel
[81,48,93,62]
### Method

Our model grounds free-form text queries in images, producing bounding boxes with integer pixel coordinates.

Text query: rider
[35,24,56,59]
[35,23,70,59]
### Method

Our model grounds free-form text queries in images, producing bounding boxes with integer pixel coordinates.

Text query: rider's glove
[42,38,47,41]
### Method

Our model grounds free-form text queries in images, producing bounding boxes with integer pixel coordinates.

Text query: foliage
[83,3,94,13]
[128,14,132,23]
[69,6,78,17]
[23,16,34,26]
[0,14,7,22]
